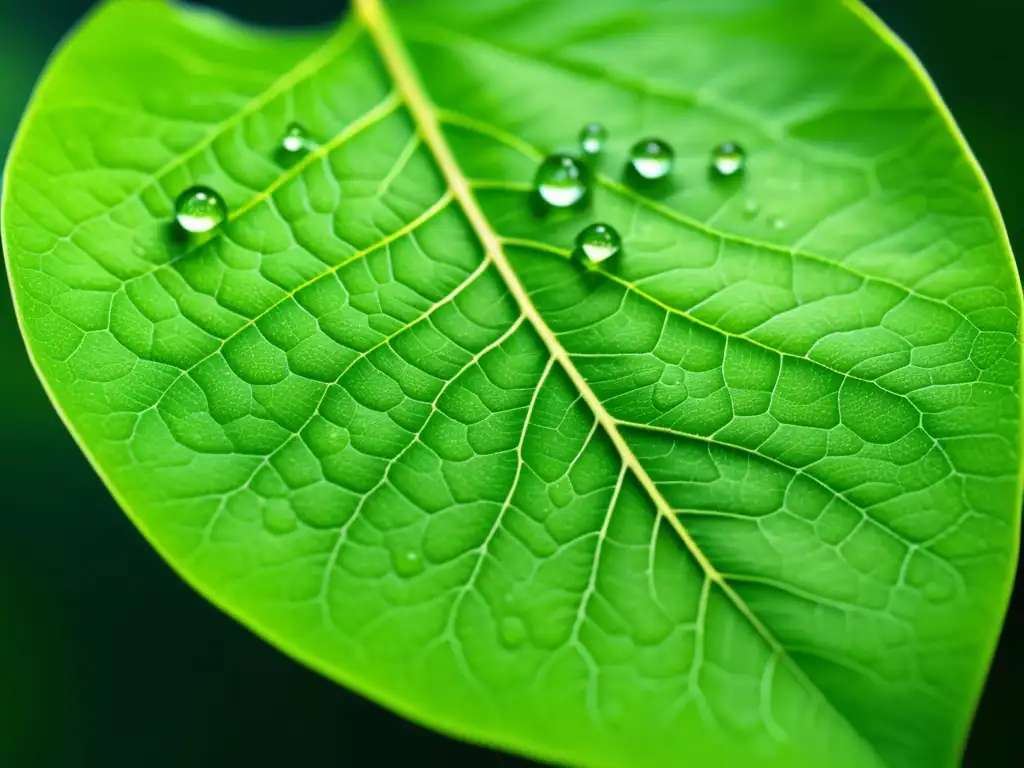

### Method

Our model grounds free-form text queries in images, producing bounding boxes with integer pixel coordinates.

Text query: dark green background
[1,1,1020,765]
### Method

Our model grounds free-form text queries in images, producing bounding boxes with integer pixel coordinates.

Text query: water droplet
[263,500,297,534]
[393,547,424,578]
[547,477,574,508]
[175,186,227,234]
[280,122,315,158]
[499,616,527,649]
[769,216,787,231]
[576,223,621,265]
[742,198,761,219]
[535,154,589,208]
[711,141,745,177]
[578,122,607,155]
[629,138,674,180]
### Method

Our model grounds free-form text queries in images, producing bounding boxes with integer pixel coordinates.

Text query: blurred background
[0,0,1020,765]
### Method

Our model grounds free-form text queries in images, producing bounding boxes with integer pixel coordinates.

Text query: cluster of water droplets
[530,122,775,268]
[174,122,320,235]
[163,117,784,650]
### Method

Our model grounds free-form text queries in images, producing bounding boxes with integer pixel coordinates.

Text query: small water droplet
[280,122,314,157]
[711,141,745,177]
[175,186,227,234]
[393,547,424,578]
[132,243,146,258]
[578,122,607,155]
[263,500,297,534]
[548,477,574,508]
[769,215,787,231]
[742,198,761,219]
[535,154,589,208]
[629,138,674,180]
[576,223,621,265]
[499,616,527,649]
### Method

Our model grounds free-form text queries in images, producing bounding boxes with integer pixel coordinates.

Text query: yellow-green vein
[356,0,885,762]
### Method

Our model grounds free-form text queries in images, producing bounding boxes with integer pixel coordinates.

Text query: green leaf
[3,0,1020,765]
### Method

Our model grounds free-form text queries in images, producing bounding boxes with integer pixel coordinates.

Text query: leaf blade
[3,1,1019,766]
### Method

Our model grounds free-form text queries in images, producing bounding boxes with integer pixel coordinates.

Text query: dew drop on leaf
[710,141,745,177]
[499,616,528,649]
[175,186,227,233]
[576,222,621,265]
[742,198,761,219]
[280,122,314,157]
[534,154,589,208]
[628,138,674,180]
[769,215,787,231]
[263,500,297,534]
[393,547,424,578]
[578,122,607,155]
[547,477,574,508]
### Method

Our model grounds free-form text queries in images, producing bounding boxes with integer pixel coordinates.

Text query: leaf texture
[3,1,1021,766]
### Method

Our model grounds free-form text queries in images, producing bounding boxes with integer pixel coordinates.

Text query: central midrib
[355,0,886,763]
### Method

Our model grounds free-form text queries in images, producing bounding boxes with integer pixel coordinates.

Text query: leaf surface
[3,1,1021,766]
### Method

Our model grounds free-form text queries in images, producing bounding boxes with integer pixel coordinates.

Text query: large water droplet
[711,141,745,177]
[280,122,315,157]
[629,138,674,180]
[576,223,621,265]
[263,500,297,534]
[393,547,424,578]
[578,122,607,156]
[175,186,227,234]
[547,477,574,508]
[535,154,589,208]
[499,616,527,649]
